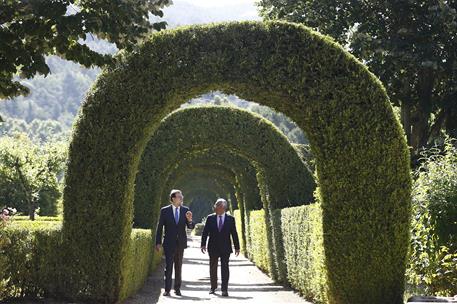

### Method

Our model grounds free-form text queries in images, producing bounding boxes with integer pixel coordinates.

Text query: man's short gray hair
[214,198,228,210]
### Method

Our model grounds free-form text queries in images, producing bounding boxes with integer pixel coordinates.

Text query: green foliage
[0,0,171,99]
[186,94,308,144]
[0,133,67,217]
[233,209,245,253]
[245,209,271,274]
[280,203,328,304]
[407,137,457,295]
[257,0,457,155]
[0,221,158,302]
[134,106,314,228]
[62,21,411,303]
[158,147,263,222]
[0,221,62,301]
[119,229,161,301]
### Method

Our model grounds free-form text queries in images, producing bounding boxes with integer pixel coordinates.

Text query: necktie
[218,215,223,232]
[174,207,179,224]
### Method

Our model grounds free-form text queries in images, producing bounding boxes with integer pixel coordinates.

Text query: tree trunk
[401,101,412,147]
[14,158,36,221]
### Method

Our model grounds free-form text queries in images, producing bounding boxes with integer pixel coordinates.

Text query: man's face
[172,192,183,205]
[214,203,225,215]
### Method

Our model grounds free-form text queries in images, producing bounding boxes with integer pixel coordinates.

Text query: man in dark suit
[155,189,195,296]
[201,198,240,297]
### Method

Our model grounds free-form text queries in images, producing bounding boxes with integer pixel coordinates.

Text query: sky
[160,0,262,27]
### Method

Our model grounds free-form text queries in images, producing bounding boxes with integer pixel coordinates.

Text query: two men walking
[155,190,240,297]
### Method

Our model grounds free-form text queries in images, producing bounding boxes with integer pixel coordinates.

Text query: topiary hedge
[280,203,328,303]
[62,21,411,303]
[0,222,159,303]
[134,106,314,228]
[158,147,263,216]
[245,209,271,275]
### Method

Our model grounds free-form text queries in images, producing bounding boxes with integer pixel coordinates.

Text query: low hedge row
[120,229,162,301]
[0,221,160,302]
[0,221,62,300]
[236,204,327,304]
[244,209,271,275]
[280,204,328,304]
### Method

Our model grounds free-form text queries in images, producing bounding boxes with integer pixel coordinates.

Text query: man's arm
[155,208,165,246]
[231,217,240,254]
[201,217,210,253]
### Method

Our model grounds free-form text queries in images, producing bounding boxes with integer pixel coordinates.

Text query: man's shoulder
[226,214,235,220]
[161,205,171,211]
[181,205,190,211]
[206,213,216,219]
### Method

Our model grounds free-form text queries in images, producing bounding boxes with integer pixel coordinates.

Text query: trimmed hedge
[233,209,246,253]
[63,21,411,302]
[0,221,62,300]
[120,229,161,301]
[245,209,271,274]
[159,147,263,217]
[280,204,328,304]
[134,106,315,228]
[0,222,160,302]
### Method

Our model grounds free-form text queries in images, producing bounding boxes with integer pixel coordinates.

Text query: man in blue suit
[201,198,240,297]
[155,189,195,296]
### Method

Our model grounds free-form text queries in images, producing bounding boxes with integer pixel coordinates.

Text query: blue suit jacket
[155,204,195,253]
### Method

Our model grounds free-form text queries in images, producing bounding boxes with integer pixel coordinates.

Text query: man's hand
[235,249,240,257]
[201,246,206,254]
[155,244,162,252]
[186,211,193,222]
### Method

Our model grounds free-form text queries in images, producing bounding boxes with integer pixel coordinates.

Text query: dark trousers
[164,243,184,292]
[209,253,230,292]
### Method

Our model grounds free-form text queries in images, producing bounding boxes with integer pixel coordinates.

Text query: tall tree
[0,134,67,219]
[257,0,457,159]
[0,0,170,99]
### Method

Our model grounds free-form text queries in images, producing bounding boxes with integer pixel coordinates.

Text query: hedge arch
[157,147,262,219]
[62,21,411,303]
[133,105,313,282]
[134,105,314,228]
[180,189,218,223]
[156,147,264,253]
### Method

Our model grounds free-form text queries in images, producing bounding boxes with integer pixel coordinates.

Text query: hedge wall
[0,222,160,302]
[62,21,411,302]
[280,204,328,304]
[0,221,62,300]
[245,209,271,275]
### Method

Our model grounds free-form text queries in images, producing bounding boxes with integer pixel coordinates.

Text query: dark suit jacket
[155,204,195,253]
[201,213,240,256]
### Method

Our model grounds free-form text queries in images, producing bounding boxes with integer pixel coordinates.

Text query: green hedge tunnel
[134,105,315,229]
[62,21,411,303]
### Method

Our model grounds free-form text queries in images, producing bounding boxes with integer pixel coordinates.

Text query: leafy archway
[134,106,315,228]
[62,21,411,303]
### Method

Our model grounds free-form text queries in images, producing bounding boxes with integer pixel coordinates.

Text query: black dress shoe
[222,291,229,297]
[175,290,182,296]
[209,289,216,294]
[163,291,171,296]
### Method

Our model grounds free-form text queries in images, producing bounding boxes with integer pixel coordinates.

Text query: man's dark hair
[169,189,182,202]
